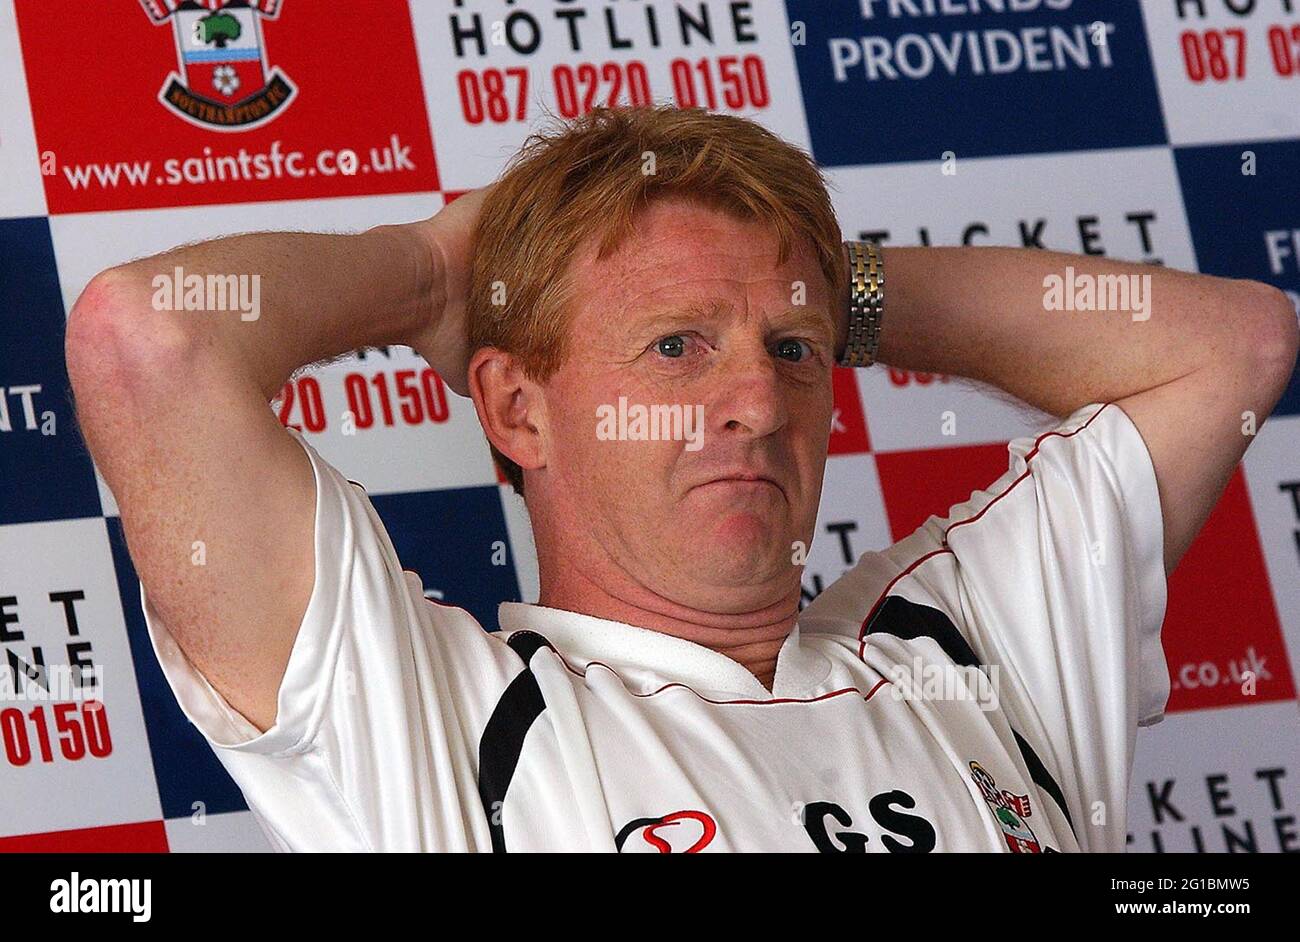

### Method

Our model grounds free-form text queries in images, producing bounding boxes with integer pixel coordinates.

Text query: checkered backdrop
[1,0,1297,852]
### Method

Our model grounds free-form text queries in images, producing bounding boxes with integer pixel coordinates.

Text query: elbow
[66,270,131,409]
[1256,282,1298,395]
[1234,280,1298,414]
[66,268,198,422]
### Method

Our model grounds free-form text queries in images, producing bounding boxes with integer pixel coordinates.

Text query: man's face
[531,198,835,613]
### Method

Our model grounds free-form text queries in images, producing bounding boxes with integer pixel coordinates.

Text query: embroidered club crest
[969,760,1042,853]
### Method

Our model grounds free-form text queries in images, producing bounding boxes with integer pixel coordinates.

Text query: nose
[711,344,788,440]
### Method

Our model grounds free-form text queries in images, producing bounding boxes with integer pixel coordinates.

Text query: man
[67,106,1297,852]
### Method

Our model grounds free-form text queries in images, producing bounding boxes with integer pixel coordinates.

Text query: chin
[682,529,793,589]
[709,508,781,549]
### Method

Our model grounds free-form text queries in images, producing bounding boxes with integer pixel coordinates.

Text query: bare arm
[845,247,1299,573]
[66,193,484,732]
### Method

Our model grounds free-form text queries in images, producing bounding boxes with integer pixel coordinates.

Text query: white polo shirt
[142,401,1169,852]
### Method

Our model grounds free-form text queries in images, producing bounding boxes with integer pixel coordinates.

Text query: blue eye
[775,338,811,362]
[656,335,687,358]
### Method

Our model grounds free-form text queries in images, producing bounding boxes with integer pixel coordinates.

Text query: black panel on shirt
[476,631,552,853]
[865,595,1077,839]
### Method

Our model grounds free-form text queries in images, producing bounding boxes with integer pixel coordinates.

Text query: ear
[467,346,547,475]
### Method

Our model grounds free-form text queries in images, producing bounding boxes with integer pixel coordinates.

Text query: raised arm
[65,191,483,732]
[843,246,1298,574]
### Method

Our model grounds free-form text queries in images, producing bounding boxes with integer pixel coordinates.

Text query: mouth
[693,472,785,498]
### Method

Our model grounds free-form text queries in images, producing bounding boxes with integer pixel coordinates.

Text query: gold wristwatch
[840,240,884,368]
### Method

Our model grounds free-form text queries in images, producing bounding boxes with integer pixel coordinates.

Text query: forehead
[565,198,826,316]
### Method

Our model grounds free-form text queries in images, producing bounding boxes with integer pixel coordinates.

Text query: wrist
[382,219,446,351]
[396,198,477,397]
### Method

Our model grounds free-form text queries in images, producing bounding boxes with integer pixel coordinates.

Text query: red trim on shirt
[940,402,1110,544]
[855,402,1114,661]
[522,647,893,707]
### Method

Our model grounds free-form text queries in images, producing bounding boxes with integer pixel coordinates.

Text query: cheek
[547,396,601,475]
[792,379,835,443]
[547,391,672,494]
[784,385,834,497]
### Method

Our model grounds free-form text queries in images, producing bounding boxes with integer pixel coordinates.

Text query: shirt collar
[497,601,830,699]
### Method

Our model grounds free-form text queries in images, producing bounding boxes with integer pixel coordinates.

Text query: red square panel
[877,449,1295,713]
[0,820,169,852]
[15,0,438,213]
[873,441,1013,542]
[1163,469,1296,712]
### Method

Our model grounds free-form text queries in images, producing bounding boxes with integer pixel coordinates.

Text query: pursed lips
[690,469,786,499]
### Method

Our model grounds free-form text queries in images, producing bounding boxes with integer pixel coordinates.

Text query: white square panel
[1128,702,1300,853]
[48,191,440,317]
[827,147,1198,451]
[0,0,46,218]
[277,347,498,496]
[0,517,161,836]
[857,368,1052,453]
[826,147,1197,264]
[48,192,499,507]
[1141,1,1300,146]
[411,0,810,190]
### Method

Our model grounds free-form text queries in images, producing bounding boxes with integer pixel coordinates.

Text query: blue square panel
[786,0,1167,167]
[370,486,522,633]
[1174,139,1300,417]
[0,217,102,525]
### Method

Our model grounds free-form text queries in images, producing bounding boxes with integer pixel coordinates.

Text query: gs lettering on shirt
[800,795,936,853]
[610,794,941,854]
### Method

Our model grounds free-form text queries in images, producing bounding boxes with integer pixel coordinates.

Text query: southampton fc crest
[969,761,1045,853]
[139,0,296,130]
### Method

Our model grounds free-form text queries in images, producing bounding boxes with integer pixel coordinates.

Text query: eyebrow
[628,300,834,340]
[776,305,837,339]
[631,299,727,333]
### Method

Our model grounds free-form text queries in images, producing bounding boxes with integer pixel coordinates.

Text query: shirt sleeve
[140,427,524,851]
[803,401,1170,851]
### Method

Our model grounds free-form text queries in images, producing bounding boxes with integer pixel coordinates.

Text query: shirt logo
[969,760,1048,853]
[615,810,718,853]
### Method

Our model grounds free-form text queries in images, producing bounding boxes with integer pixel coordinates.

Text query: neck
[537,559,799,691]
